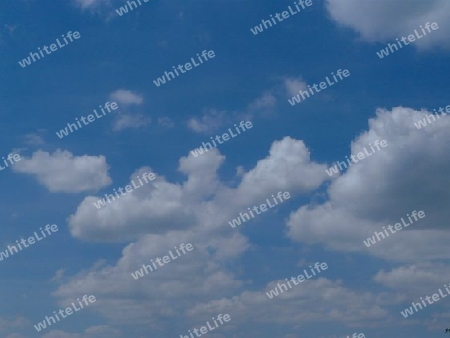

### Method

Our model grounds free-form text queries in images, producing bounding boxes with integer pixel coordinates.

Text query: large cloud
[287,107,450,262]
[326,0,450,49]
[54,137,330,333]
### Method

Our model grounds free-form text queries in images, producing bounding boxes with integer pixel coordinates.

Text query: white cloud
[326,0,450,49]
[287,107,450,262]
[55,138,330,331]
[68,137,327,242]
[110,89,143,106]
[12,150,111,193]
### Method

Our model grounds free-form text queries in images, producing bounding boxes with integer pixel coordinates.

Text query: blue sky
[1,0,450,337]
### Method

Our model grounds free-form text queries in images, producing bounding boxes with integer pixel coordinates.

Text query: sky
[1,0,450,337]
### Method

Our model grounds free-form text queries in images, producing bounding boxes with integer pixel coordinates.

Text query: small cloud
[158,117,174,128]
[187,109,228,134]
[284,77,308,97]
[110,89,143,106]
[23,132,45,146]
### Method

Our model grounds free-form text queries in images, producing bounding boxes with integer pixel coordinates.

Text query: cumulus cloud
[12,150,111,193]
[68,137,328,242]
[326,0,450,49]
[287,107,450,262]
[55,137,330,331]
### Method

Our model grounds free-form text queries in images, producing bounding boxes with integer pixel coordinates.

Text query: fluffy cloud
[55,137,330,332]
[12,150,111,193]
[287,107,450,262]
[326,0,450,48]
